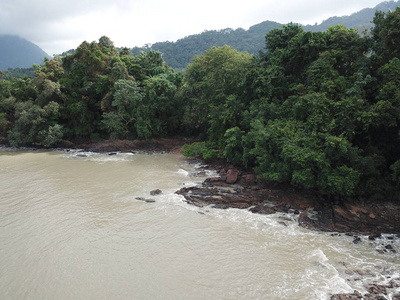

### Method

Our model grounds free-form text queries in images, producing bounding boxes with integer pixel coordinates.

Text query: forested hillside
[0,35,50,70]
[131,21,282,70]
[132,1,400,70]
[304,0,400,32]
[0,8,399,201]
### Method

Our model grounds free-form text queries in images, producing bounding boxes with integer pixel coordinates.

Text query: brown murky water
[0,149,399,299]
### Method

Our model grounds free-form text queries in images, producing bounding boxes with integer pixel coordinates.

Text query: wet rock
[108,152,117,155]
[384,244,396,253]
[150,189,162,196]
[330,290,362,299]
[369,233,382,240]
[211,203,229,209]
[367,284,387,295]
[226,169,239,184]
[389,279,400,288]
[392,294,400,300]
[241,173,257,184]
[353,237,362,244]
[364,295,387,300]
[196,171,207,177]
[190,170,207,177]
[135,197,156,203]
[354,270,364,276]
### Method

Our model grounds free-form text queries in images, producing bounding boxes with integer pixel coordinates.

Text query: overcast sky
[0,0,388,56]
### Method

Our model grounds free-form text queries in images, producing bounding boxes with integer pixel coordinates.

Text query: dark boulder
[150,189,162,196]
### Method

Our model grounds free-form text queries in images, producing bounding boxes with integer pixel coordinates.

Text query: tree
[101,79,146,139]
[182,45,252,141]
[8,101,63,147]
[142,73,181,136]
[372,7,400,64]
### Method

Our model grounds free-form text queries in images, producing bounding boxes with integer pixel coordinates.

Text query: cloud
[0,0,387,55]
[0,0,134,53]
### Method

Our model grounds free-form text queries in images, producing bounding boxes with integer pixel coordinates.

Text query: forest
[0,8,399,201]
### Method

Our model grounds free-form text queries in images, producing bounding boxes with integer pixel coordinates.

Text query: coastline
[177,156,400,236]
[176,157,400,300]
[2,138,399,299]
[2,137,399,236]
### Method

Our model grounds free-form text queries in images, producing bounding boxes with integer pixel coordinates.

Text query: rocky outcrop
[177,164,400,236]
[331,279,400,299]
[299,201,400,235]
[177,164,400,300]
[176,165,321,220]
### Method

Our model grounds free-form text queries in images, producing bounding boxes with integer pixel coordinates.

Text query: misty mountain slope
[0,35,50,70]
[131,21,282,70]
[132,0,400,70]
[304,0,400,31]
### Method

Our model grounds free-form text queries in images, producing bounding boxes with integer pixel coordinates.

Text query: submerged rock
[135,197,156,203]
[150,189,162,196]
[330,290,363,299]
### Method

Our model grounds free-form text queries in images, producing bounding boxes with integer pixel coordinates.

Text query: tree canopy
[1,7,400,201]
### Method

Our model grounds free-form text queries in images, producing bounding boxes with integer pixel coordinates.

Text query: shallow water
[0,149,399,299]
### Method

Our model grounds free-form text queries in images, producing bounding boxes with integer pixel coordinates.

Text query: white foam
[176,169,189,176]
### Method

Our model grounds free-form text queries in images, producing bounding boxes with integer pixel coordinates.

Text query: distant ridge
[0,35,50,70]
[304,0,400,32]
[131,0,400,70]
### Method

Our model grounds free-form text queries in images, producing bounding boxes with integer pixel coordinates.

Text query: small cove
[0,149,399,299]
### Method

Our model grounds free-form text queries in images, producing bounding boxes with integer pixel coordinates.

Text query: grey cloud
[0,0,388,56]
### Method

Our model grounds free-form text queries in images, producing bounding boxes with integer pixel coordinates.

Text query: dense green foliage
[2,67,35,79]
[131,22,282,70]
[182,9,400,200]
[0,37,184,145]
[1,8,400,201]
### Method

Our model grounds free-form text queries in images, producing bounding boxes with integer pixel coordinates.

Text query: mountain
[303,0,400,32]
[0,35,50,70]
[131,0,400,70]
[131,21,282,70]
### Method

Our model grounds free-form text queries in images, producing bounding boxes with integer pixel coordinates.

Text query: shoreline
[179,157,400,237]
[2,138,399,299]
[2,137,399,236]
[177,158,400,300]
